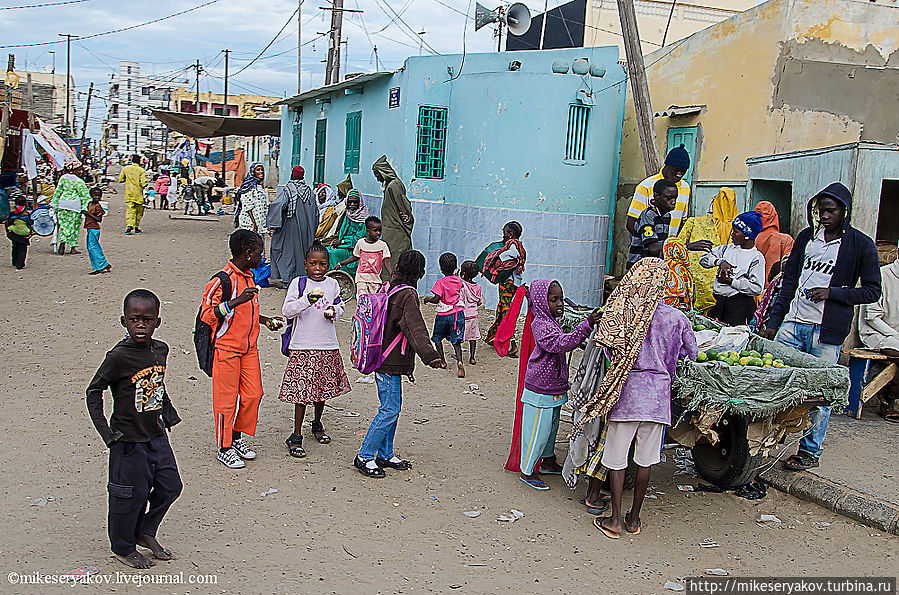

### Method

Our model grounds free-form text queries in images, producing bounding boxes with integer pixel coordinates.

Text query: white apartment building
[104,61,187,155]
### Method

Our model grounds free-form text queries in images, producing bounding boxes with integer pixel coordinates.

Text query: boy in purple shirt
[424,253,467,377]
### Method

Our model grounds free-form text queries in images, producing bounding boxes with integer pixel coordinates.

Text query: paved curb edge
[759,467,899,535]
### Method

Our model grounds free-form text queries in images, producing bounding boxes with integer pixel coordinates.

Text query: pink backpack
[350,283,413,374]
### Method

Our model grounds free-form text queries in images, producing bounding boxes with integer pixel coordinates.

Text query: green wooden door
[314,119,327,186]
[667,126,698,185]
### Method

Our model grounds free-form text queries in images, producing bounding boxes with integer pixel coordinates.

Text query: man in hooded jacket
[267,165,318,289]
[372,155,413,280]
[764,182,881,470]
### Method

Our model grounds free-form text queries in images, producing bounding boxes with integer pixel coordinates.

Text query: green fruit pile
[695,348,789,368]
[691,323,708,332]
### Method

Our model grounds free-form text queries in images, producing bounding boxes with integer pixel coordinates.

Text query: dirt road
[0,198,894,594]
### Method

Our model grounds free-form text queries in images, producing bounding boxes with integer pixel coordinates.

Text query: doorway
[751,179,792,234]
[314,119,327,187]
[876,180,899,243]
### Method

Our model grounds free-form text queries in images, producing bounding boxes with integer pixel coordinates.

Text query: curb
[760,466,899,535]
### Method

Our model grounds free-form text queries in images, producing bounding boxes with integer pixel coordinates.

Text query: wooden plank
[845,348,888,360]
[168,214,219,221]
[861,362,898,403]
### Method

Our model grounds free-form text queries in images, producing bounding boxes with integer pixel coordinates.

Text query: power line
[0,0,225,48]
[0,0,93,9]
[230,7,299,76]
[371,0,442,56]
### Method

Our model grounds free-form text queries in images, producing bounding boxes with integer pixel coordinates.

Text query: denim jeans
[358,373,402,460]
[775,321,841,459]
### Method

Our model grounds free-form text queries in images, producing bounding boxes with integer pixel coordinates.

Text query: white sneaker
[218,447,246,469]
[231,438,257,460]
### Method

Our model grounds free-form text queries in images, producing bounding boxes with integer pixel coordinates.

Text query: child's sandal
[311,421,331,444]
[285,434,306,458]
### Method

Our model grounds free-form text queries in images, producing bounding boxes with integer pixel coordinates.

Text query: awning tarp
[151,110,280,138]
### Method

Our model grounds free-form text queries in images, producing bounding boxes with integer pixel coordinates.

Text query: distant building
[0,70,74,135]
[277,49,626,305]
[104,61,187,155]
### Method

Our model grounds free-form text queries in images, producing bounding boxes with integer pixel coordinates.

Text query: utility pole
[342,38,348,77]
[79,82,93,161]
[323,3,362,85]
[417,29,426,56]
[192,59,203,112]
[221,49,229,184]
[0,54,14,167]
[26,73,37,204]
[297,0,302,93]
[373,45,380,71]
[616,0,661,174]
[59,33,75,138]
[539,0,549,50]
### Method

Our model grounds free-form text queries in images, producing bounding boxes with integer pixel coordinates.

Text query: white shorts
[600,421,665,470]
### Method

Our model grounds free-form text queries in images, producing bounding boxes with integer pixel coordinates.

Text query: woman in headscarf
[237,162,268,233]
[51,163,90,254]
[327,189,371,276]
[662,236,694,310]
[753,200,794,284]
[678,187,737,313]
[314,184,343,241]
[373,155,413,278]
[267,165,318,288]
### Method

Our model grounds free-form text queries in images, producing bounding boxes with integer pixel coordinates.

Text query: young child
[86,290,182,568]
[592,259,698,539]
[354,250,445,478]
[459,260,484,365]
[424,252,467,378]
[5,192,33,270]
[699,211,766,326]
[334,215,393,295]
[200,229,285,469]
[513,279,601,491]
[627,179,678,270]
[279,241,351,458]
[83,186,112,274]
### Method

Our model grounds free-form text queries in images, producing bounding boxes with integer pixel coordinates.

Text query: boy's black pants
[11,242,27,269]
[709,293,757,326]
[107,434,182,556]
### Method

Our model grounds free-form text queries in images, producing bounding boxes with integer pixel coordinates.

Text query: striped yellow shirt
[626,171,691,235]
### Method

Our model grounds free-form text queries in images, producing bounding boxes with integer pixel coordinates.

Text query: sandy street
[0,197,895,595]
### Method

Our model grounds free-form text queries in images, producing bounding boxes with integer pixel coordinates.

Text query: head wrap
[572,258,668,435]
[711,187,737,245]
[665,144,690,171]
[315,184,338,213]
[239,161,264,194]
[662,237,694,310]
[344,189,372,223]
[291,165,305,180]
[733,211,763,240]
[754,200,780,233]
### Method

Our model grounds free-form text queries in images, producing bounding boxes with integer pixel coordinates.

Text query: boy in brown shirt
[83,186,112,274]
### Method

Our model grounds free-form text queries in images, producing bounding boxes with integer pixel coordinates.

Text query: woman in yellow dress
[677,187,737,313]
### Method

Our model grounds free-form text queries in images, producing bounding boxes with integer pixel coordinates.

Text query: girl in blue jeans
[354,250,445,478]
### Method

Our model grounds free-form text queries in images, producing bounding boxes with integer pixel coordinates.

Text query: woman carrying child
[505,279,601,491]
[279,241,351,458]
[483,221,526,356]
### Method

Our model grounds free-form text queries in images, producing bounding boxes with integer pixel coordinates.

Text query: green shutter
[415,106,447,179]
[564,104,590,162]
[291,117,302,166]
[667,126,698,185]
[344,111,361,174]
[313,119,327,186]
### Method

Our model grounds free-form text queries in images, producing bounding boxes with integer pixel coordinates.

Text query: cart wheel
[691,413,763,489]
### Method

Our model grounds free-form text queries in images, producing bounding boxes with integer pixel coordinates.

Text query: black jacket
[767,182,881,345]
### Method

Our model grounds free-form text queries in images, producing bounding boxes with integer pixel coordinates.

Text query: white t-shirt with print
[785,228,842,325]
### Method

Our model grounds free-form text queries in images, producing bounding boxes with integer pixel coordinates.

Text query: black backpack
[194,272,232,377]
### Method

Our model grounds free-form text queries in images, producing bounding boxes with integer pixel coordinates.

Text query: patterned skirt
[485,280,517,344]
[278,349,351,404]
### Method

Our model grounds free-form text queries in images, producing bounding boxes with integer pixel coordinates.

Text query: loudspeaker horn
[505,3,532,36]
[474,2,502,31]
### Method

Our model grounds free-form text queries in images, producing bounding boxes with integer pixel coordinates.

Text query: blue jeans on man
[775,321,841,460]
[358,373,402,460]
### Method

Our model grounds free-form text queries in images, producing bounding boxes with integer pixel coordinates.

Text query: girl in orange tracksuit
[200,230,284,469]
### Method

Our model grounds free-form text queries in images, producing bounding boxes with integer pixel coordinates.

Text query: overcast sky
[0,0,558,140]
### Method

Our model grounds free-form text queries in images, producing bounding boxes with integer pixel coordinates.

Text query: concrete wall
[279,49,626,305]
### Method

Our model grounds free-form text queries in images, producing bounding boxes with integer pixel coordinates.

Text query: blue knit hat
[665,144,690,171]
[733,211,763,240]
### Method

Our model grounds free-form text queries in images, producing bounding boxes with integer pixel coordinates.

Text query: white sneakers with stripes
[218,447,245,469]
[231,438,257,460]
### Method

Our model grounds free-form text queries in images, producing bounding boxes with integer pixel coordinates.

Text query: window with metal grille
[415,106,447,179]
[344,111,361,174]
[291,116,302,166]
[564,104,590,162]
[313,119,327,186]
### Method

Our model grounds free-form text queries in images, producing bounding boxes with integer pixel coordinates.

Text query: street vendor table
[845,348,897,419]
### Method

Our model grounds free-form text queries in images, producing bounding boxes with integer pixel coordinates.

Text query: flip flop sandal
[878,408,899,423]
[783,454,818,471]
[285,434,306,458]
[579,498,609,515]
[624,511,642,535]
[310,421,331,444]
[519,476,549,491]
[594,517,620,539]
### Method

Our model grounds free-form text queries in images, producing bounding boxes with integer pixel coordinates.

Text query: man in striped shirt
[626,144,692,242]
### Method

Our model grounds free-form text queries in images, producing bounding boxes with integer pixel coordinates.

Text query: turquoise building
[277,48,626,305]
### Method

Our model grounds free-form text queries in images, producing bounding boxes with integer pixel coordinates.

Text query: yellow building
[612,0,899,273]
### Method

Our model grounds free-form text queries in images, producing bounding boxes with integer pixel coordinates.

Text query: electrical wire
[0,0,225,48]
[372,0,443,56]
[0,0,93,9]
[230,6,300,76]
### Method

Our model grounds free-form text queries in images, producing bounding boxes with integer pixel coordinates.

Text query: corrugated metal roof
[275,71,395,107]
[654,105,705,118]
[746,142,899,165]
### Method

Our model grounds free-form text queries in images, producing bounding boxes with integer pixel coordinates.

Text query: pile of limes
[692,323,708,332]
[696,349,788,368]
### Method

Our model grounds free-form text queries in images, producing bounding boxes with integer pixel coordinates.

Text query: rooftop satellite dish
[474,2,531,36]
